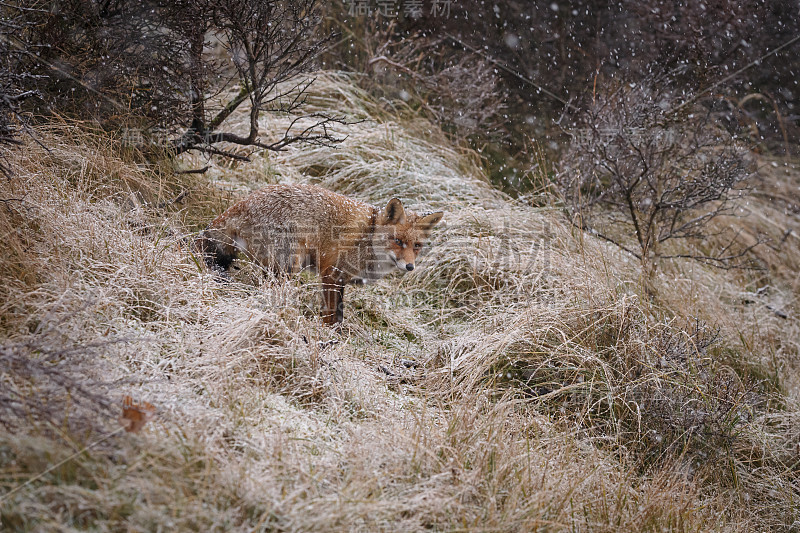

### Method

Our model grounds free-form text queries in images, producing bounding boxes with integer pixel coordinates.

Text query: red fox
[195,184,443,325]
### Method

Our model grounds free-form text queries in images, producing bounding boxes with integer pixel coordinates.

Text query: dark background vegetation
[2,1,799,181]
[315,2,798,189]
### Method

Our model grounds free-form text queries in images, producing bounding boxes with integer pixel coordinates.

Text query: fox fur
[194,184,443,325]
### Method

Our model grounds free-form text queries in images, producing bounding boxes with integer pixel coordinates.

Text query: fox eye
[413,243,422,250]
[394,238,403,246]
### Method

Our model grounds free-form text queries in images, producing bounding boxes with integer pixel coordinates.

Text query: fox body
[195,184,443,325]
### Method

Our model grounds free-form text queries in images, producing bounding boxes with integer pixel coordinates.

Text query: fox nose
[406,263,414,271]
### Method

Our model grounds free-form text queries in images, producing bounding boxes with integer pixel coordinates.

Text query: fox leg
[320,267,349,325]
[336,284,345,323]
[321,277,344,325]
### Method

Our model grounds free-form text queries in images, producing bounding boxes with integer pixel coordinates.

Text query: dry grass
[1,73,799,531]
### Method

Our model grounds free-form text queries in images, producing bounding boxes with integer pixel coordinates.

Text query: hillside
[1,72,799,531]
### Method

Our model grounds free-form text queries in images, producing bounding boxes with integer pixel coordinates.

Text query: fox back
[195,184,443,324]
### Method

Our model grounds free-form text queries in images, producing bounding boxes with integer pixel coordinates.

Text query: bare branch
[194,145,251,162]
[569,218,643,260]
[176,166,209,175]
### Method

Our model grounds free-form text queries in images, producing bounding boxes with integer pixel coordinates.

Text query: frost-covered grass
[1,73,799,532]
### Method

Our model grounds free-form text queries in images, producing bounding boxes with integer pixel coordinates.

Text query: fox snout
[397,261,414,271]
[393,256,415,272]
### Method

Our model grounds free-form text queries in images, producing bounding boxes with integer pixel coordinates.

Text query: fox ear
[418,211,443,231]
[384,198,407,225]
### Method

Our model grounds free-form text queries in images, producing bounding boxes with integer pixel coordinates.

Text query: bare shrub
[22,1,189,128]
[629,320,762,461]
[366,37,507,141]
[321,13,507,143]
[0,3,40,176]
[558,78,757,277]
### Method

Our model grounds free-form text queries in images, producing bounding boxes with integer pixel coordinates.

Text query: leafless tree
[21,0,346,162]
[168,0,348,160]
[558,79,759,277]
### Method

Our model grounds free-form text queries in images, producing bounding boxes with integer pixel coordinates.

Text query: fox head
[379,198,443,272]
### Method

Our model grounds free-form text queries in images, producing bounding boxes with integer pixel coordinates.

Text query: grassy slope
[1,73,799,532]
